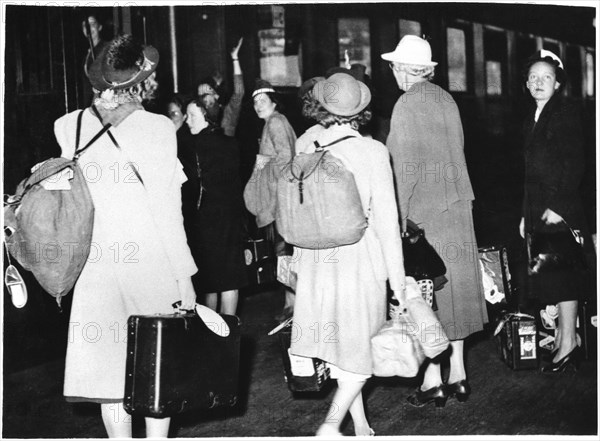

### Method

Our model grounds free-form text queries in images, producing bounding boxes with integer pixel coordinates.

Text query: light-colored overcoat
[55,109,197,401]
[387,81,487,340]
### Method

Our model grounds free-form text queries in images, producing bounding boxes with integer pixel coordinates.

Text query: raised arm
[222,37,245,137]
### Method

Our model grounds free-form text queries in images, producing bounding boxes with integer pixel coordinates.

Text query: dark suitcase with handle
[244,238,277,285]
[124,310,240,417]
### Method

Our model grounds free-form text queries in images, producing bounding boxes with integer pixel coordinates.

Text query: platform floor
[2,286,598,438]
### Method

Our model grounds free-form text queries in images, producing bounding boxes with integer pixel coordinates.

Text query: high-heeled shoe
[541,346,581,373]
[407,384,448,408]
[446,379,471,402]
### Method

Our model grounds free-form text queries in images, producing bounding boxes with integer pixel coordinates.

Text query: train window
[585,51,595,97]
[338,18,371,73]
[486,62,502,95]
[566,45,583,98]
[447,27,467,92]
[484,28,507,96]
[257,5,301,86]
[399,19,421,39]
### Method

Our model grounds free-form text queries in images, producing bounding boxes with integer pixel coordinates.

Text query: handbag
[402,219,446,280]
[526,220,587,275]
[371,277,449,377]
[243,157,277,228]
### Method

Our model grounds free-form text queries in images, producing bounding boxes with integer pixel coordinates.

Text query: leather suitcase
[479,246,513,321]
[495,312,539,370]
[276,324,331,393]
[124,311,240,417]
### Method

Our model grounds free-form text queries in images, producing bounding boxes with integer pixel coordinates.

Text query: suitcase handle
[172,301,195,314]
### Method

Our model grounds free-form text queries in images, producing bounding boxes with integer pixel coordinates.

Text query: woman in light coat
[383,36,487,407]
[290,73,405,436]
[56,35,197,438]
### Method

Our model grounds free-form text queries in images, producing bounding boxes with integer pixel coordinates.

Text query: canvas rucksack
[275,135,368,249]
[3,110,110,307]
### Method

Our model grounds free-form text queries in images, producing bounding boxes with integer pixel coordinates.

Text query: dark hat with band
[87,35,159,92]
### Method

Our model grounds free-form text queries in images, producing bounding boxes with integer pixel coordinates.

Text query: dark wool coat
[523,94,586,231]
[387,81,488,340]
[523,94,591,304]
[179,126,248,294]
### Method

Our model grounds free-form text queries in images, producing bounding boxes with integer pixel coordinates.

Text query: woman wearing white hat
[382,35,488,407]
[250,79,297,321]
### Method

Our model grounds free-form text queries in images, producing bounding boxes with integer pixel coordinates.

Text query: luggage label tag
[194,304,230,337]
[287,348,317,377]
[172,301,230,337]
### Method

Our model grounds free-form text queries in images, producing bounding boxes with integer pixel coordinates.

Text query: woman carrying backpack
[54,35,197,438]
[289,73,406,437]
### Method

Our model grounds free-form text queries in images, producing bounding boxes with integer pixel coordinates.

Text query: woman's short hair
[302,94,329,122]
[260,92,284,114]
[169,93,192,112]
[188,99,219,128]
[312,100,372,131]
[399,63,435,80]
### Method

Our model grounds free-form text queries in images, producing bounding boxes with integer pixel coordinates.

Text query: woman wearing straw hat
[382,36,487,407]
[55,34,197,437]
[290,73,405,436]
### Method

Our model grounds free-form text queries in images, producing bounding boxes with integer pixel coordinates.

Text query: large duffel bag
[124,305,241,417]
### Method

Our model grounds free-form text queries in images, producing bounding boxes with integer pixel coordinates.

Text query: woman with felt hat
[289,72,406,436]
[55,34,197,437]
[383,35,488,408]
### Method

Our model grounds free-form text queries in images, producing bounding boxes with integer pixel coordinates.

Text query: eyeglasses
[389,62,401,72]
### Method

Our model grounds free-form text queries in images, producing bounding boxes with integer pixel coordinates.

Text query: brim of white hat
[381,51,438,66]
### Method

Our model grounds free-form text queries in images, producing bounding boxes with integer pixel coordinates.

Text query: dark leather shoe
[446,379,471,402]
[407,385,448,408]
[541,346,580,373]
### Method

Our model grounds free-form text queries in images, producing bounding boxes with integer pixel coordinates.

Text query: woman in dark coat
[520,50,592,373]
[181,99,248,315]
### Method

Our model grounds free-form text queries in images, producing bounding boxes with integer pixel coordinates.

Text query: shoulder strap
[313,135,356,151]
[75,110,84,150]
[90,104,145,186]
[293,135,357,180]
[72,111,113,161]
[91,104,122,151]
